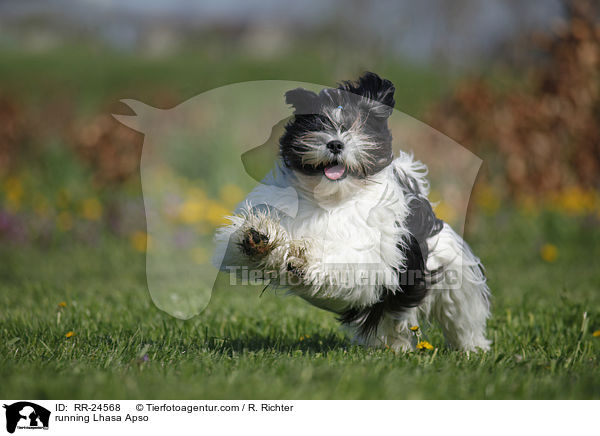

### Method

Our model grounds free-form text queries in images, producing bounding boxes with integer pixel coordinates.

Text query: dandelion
[65,331,75,338]
[433,201,456,223]
[204,201,230,226]
[80,198,103,221]
[593,330,600,338]
[540,243,558,263]
[178,200,205,224]
[410,326,419,331]
[416,341,434,351]
[219,184,244,209]
[130,231,151,252]
[3,177,23,211]
[555,187,597,216]
[58,301,67,308]
[475,185,500,215]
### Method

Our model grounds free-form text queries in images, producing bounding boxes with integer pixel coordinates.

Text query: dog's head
[280,72,395,197]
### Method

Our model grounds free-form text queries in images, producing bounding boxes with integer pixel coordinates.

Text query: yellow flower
[178,200,205,224]
[3,177,23,197]
[219,184,244,209]
[593,330,600,338]
[56,211,74,231]
[65,331,75,338]
[475,185,500,215]
[3,177,23,211]
[433,201,456,223]
[540,243,558,263]
[130,231,151,252]
[410,326,419,331]
[58,301,67,308]
[204,201,230,226]
[416,341,434,351]
[80,198,103,221]
[555,187,597,215]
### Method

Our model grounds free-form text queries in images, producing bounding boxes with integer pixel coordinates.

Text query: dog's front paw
[285,240,310,279]
[239,227,272,259]
[287,259,305,278]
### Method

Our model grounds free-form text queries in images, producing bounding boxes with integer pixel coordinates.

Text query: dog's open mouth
[323,164,347,181]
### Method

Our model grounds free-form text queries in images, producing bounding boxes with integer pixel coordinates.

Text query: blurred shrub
[427,0,600,198]
[0,95,28,177]
[69,114,142,187]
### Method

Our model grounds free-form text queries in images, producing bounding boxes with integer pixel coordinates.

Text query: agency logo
[3,402,50,434]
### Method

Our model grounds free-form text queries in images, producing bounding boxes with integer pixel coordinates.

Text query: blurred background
[0,0,598,287]
[1,0,600,401]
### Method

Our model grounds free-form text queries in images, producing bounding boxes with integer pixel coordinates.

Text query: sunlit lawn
[1,209,599,399]
[0,48,599,400]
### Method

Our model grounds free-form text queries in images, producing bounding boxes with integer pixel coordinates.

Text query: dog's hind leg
[424,224,491,352]
[351,309,419,352]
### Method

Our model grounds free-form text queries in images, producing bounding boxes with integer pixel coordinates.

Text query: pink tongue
[324,164,346,180]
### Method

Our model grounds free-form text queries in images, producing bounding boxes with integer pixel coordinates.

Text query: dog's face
[280,72,395,193]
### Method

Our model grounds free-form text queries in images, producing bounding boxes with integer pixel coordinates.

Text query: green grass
[0,46,452,117]
[0,46,598,399]
[1,209,599,399]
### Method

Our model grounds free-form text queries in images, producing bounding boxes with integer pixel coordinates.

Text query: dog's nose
[326,140,344,154]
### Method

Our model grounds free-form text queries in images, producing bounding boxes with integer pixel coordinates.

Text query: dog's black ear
[357,72,395,109]
[285,88,319,114]
[339,72,395,118]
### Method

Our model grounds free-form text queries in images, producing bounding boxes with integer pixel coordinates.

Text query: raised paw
[239,228,271,259]
[286,261,304,278]
[285,241,309,279]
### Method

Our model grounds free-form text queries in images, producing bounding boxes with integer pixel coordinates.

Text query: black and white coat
[214,151,491,352]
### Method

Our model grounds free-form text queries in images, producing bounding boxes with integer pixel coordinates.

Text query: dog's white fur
[214,151,491,352]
